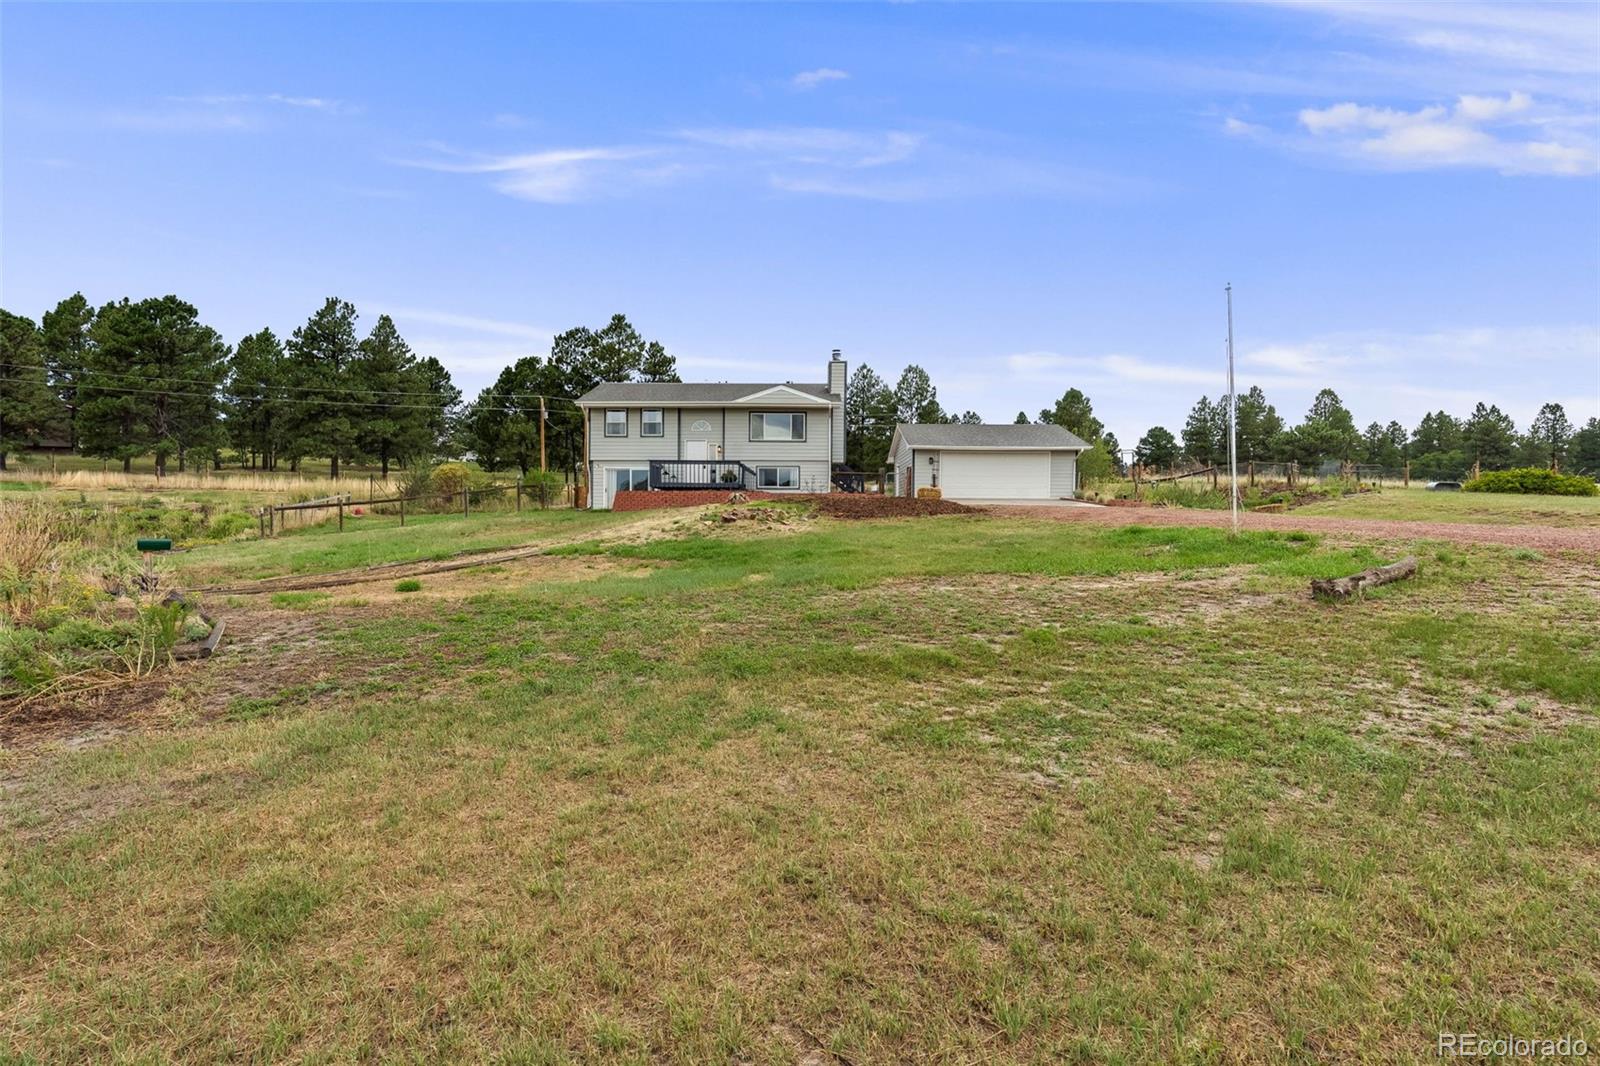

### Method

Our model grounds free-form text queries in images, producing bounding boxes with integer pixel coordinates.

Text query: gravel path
[983,504,1600,553]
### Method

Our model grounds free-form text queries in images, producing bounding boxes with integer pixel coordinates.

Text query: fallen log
[1311,556,1417,601]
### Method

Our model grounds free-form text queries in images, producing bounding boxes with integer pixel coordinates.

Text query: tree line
[1130,387,1597,479]
[6,297,1593,483]
[1,294,680,482]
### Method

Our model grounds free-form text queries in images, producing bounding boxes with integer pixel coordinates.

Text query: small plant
[394,578,423,593]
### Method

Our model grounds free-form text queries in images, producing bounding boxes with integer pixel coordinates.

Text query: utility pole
[539,396,547,473]
[1225,283,1239,536]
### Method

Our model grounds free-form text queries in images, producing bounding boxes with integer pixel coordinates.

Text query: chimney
[827,348,847,398]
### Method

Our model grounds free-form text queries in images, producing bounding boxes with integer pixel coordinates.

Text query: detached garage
[889,423,1090,501]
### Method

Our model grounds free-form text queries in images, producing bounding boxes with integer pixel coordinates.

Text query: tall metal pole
[1225,283,1239,536]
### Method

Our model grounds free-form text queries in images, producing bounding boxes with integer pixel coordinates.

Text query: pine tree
[1038,388,1103,443]
[284,298,361,478]
[1527,402,1573,469]
[225,329,288,469]
[0,310,60,470]
[352,315,424,477]
[1234,386,1283,461]
[1462,402,1517,471]
[40,293,95,452]
[1134,426,1179,469]
[79,297,227,475]
[1182,396,1223,465]
[892,365,945,425]
[845,364,894,470]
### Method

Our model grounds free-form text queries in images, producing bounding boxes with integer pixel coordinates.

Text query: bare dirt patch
[813,495,979,519]
[984,502,1600,552]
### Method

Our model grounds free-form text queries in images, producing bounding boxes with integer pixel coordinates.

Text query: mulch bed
[812,495,978,520]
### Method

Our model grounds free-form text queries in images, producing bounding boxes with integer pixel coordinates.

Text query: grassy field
[1293,485,1600,526]
[3,505,1598,1062]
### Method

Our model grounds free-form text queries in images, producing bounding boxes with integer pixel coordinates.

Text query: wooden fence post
[463,488,470,517]
[399,495,405,527]
[1247,461,1255,487]
[1403,460,1410,488]
[258,510,265,539]
[515,478,523,513]
[338,500,344,532]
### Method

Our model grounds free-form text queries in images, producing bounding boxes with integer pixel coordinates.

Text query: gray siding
[893,437,913,496]
[584,404,833,505]
[1050,451,1078,498]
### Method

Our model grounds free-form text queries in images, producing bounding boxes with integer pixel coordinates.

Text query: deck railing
[648,460,755,490]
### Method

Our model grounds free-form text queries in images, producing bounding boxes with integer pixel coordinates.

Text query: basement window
[756,466,800,489]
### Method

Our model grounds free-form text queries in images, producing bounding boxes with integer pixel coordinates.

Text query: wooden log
[1311,556,1417,601]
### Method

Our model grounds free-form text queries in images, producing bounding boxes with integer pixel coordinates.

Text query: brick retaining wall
[611,490,824,511]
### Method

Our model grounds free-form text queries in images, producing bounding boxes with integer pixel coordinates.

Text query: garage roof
[894,423,1091,450]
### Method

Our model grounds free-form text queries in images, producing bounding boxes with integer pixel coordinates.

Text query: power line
[0,360,585,407]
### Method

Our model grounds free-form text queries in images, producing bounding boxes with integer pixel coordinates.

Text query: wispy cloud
[393,145,665,202]
[171,92,356,113]
[790,67,850,91]
[397,124,1126,204]
[367,305,554,342]
[1292,91,1596,175]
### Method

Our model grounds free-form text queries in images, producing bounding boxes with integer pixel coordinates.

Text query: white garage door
[937,450,1051,499]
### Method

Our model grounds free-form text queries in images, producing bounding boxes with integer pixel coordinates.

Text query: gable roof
[576,381,835,406]
[892,423,1091,451]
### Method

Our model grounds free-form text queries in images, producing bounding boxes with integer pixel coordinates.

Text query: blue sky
[4,1,1597,446]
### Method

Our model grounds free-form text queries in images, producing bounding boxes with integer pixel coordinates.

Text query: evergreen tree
[1462,402,1517,471]
[0,310,60,470]
[1012,411,1030,424]
[844,364,894,470]
[284,298,362,478]
[1234,386,1283,461]
[40,293,95,452]
[1411,410,1462,455]
[892,365,944,425]
[1181,396,1223,465]
[352,314,430,477]
[1293,388,1359,464]
[1134,425,1179,469]
[79,296,227,475]
[1526,402,1573,469]
[1569,418,1600,477]
[225,328,288,469]
[1037,388,1103,443]
[414,355,461,458]
[1101,430,1127,476]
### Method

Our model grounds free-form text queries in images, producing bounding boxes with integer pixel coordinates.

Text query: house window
[750,412,805,441]
[640,408,664,437]
[756,466,799,489]
[604,410,627,437]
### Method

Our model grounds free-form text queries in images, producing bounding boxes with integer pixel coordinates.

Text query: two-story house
[576,351,848,509]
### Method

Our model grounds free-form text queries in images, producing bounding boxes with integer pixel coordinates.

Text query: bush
[1463,467,1598,496]
[206,511,254,540]
[521,470,567,508]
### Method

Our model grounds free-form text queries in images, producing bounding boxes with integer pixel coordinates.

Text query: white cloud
[1222,116,1267,138]
[676,126,924,168]
[394,146,663,202]
[367,306,554,342]
[791,67,851,91]
[1295,92,1596,175]
[171,92,357,114]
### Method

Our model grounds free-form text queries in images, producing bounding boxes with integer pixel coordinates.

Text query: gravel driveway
[982,503,1600,553]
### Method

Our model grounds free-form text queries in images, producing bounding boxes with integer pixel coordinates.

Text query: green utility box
[136,538,173,552]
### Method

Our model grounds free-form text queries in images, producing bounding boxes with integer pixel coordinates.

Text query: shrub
[394,579,422,593]
[521,470,568,508]
[206,511,254,540]
[1463,467,1598,496]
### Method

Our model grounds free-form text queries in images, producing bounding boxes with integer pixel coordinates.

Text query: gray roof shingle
[895,423,1091,449]
[577,381,834,404]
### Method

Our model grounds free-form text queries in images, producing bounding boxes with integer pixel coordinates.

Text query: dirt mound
[813,495,979,520]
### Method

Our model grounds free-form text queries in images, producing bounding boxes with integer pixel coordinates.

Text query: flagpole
[1225,284,1239,536]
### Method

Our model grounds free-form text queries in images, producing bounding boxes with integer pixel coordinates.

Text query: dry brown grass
[0,501,80,624]
[0,467,401,497]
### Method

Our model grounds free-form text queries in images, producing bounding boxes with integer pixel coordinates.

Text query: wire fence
[259,479,577,537]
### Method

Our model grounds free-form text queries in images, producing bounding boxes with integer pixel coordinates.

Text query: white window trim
[640,408,665,437]
[749,411,806,442]
[604,409,628,437]
[756,465,801,489]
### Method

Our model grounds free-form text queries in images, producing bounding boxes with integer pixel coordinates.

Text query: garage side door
[938,451,1051,499]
